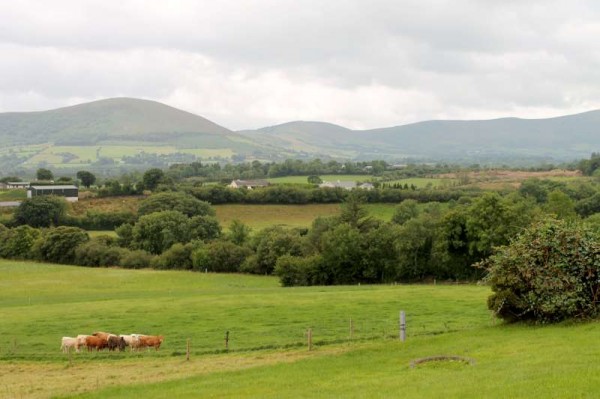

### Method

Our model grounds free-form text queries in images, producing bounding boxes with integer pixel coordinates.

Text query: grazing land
[1,260,599,398]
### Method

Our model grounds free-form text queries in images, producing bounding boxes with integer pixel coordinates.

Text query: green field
[1,260,599,398]
[0,189,27,201]
[267,175,376,184]
[215,203,398,229]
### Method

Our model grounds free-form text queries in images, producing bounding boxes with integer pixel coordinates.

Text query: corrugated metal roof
[29,185,78,190]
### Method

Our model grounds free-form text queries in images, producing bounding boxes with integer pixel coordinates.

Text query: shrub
[14,196,67,228]
[0,225,41,259]
[480,218,600,323]
[138,191,215,217]
[274,255,324,286]
[153,242,198,270]
[131,211,192,254]
[74,239,126,267]
[192,241,252,273]
[120,249,155,269]
[34,226,89,264]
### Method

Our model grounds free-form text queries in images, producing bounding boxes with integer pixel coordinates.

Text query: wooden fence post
[307,328,313,351]
[186,338,190,361]
[400,311,406,342]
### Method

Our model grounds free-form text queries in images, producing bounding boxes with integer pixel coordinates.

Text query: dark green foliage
[575,193,600,217]
[189,215,222,241]
[34,226,89,264]
[192,241,252,272]
[391,199,420,224]
[275,255,325,286]
[578,153,600,176]
[120,249,154,269]
[153,242,198,270]
[115,223,134,248]
[227,220,252,245]
[63,211,137,230]
[481,218,600,323]
[0,225,41,259]
[74,238,126,267]
[138,191,215,217]
[307,175,322,184]
[36,168,53,181]
[14,196,67,228]
[242,227,305,274]
[131,211,192,254]
[142,168,165,191]
[76,170,96,188]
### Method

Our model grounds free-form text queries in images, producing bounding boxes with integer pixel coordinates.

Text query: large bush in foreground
[480,218,600,323]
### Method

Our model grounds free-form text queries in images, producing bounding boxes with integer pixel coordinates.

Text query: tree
[192,240,252,272]
[307,175,323,184]
[339,191,377,231]
[131,211,192,254]
[481,218,600,323]
[0,225,41,259]
[242,227,304,274]
[76,170,97,188]
[36,168,54,181]
[14,196,67,228]
[228,220,252,245]
[544,190,577,220]
[391,199,420,225]
[142,168,165,191]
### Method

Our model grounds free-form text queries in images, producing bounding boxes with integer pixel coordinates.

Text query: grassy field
[267,175,377,184]
[1,260,599,398]
[0,189,27,201]
[215,203,398,229]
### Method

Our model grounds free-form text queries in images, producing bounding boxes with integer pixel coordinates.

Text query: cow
[85,335,108,351]
[61,337,78,353]
[107,335,127,351]
[76,335,89,351]
[92,331,114,341]
[120,334,140,351]
[138,335,164,351]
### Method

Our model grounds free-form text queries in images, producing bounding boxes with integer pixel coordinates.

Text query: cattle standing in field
[107,335,127,351]
[85,335,108,351]
[120,334,140,351]
[76,335,89,351]
[138,335,164,351]
[92,331,114,341]
[61,337,78,353]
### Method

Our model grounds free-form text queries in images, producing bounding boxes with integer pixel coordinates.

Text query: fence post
[225,331,229,351]
[307,328,313,351]
[400,311,406,342]
[186,338,190,361]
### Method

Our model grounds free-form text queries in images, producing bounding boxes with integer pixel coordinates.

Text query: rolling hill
[239,111,600,162]
[1,98,599,170]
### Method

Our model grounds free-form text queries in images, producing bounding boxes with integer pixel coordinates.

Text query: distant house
[27,185,79,202]
[319,180,357,190]
[358,182,375,190]
[6,182,30,189]
[228,179,270,189]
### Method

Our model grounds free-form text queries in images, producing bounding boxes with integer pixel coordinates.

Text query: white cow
[61,337,78,353]
[76,334,89,351]
[121,334,144,351]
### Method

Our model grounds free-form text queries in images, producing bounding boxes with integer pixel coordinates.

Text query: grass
[267,175,376,184]
[0,189,27,201]
[215,203,398,229]
[1,259,599,398]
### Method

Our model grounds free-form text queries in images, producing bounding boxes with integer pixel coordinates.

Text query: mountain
[240,111,600,161]
[0,97,236,146]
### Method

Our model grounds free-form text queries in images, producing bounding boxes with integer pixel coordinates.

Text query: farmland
[1,260,599,398]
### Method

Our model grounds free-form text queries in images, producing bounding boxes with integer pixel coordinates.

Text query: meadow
[1,259,599,398]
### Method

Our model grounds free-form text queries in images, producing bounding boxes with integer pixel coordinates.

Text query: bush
[480,218,600,323]
[153,242,198,270]
[14,196,67,228]
[120,249,155,269]
[34,226,89,264]
[131,211,192,254]
[274,255,324,286]
[138,191,215,217]
[192,241,252,273]
[0,225,41,259]
[74,239,126,267]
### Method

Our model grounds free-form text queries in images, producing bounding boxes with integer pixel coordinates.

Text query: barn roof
[29,185,78,190]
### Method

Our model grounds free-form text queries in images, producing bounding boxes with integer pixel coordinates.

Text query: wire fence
[0,311,485,362]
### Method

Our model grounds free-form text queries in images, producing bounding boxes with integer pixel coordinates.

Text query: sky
[1,0,600,130]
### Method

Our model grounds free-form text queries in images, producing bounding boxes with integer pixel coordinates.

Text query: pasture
[1,260,599,398]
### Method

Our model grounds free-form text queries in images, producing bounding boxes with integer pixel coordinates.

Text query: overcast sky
[1,0,599,130]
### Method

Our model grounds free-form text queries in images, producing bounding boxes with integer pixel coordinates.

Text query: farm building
[228,179,270,189]
[6,182,30,189]
[27,185,79,202]
[319,181,374,190]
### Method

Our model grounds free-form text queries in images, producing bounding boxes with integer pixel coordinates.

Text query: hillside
[0,97,238,146]
[240,111,600,162]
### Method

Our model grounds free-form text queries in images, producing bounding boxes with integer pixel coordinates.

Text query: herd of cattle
[60,331,164,353]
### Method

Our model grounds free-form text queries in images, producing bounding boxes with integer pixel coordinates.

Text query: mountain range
[1,97,599,165]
